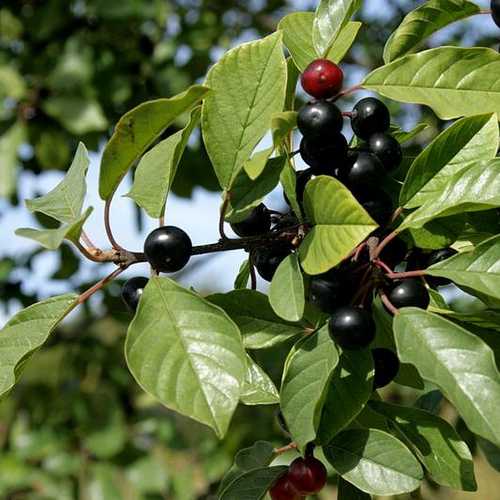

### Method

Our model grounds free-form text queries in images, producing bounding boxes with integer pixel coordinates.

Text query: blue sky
[0,0,496,325]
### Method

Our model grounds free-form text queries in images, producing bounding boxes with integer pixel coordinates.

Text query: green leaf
[0,294,77,398]
[363,47,500,120]
[409,215,466,250]
[478,438,500,472]
[234,260,251,289]
[324,429,423,495]
[202,32,287,189]
[285,58,300,111]
[279,12,361,71]
[125,277,246,438]
[391,122,430,144]
[269,254,305,322]
[280,325,339,449]
[400,114,499,208]
[0,121,25,199]
[299,176,378,275]
[383,0,480,63]
[219,466,288,500]
[227,156,286,221]
[313,0,362,57]
[394,308,500,446]
[241,355,279,406]
[338,478,371,499]
[99,85,209,200]
[127,107,200,218]
[280,161,303,221]
[208,290,305,350]
[243,111,296,180]
[369,401,476,491]
[16,207,93,250]
[0,65,26,100]
[219,441,276,496]
[318,349,374,444]
[427,235,500,301]
[26,142,89,223]
[43,96,107,135]
[400,159,500,230]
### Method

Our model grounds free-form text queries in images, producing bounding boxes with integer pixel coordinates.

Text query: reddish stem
[387,269,426,280]
[274,442,298,455]
[332,84,362,102]
[78,265,128,304]
[379,289,399,316]
[390,207,403,225]
[104,197,126,251]
[373,231,398,260]
[374,259,393,275]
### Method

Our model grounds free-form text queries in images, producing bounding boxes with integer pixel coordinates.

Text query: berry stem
[373,259,393,275]
[379,289,399,316]
[78,265,129,304]
[104,197,126,252]
[274,442,298,455]
[219,195,231,240]
[373,230,398,260]
[342,111,353,118]
[480,9,492,14]
[80,230,97,250]
[386,269,427,280]
[332,84,362,102]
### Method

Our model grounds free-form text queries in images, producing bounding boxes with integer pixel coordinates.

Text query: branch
[372,231,398,260]
[78,265,129,304]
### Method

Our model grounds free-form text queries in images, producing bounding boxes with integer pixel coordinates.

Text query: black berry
[368,133,402,171]
[288,456,327,495]
[359,190,393,227]
[301,59,344,99]
[299,134,348,175]
[388,278,430,310]
[144,226,192,273]
[379,236,408,269]
[372,348,400,389]
[121,277,149,311]
[230,204,271,237]
[492,0,500,27]
[298,101,343,139]
[309,274,344,314]
[344,152,385,191]
[254,247,291,282]
[351,98,390,140]
[328,306,376,350]
[426,248,458,287]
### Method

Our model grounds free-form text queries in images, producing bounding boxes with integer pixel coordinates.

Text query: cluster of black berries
[295,59,402,227]
[492,0,500,28]
[269,454,327,500]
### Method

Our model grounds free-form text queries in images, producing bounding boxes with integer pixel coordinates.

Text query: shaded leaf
[338,478,371,499]
[0,121,25,199]
[234,260,251,289]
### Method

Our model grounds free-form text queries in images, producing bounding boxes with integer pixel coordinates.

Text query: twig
[104,197,126,251]
[373,231,398,260]
[80,230,97,250]
[379,289,399,316]
[219,195,231,240]
[74,241,106,263]
[352,241,367,262]
[373,259,393,275]
[332,84,362,102]
[390,207,403,225]
[386,269,426,280]
[78,265,129,304]
[274,442,298,455]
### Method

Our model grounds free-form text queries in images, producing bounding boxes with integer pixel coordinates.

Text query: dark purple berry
[351,98,390,140]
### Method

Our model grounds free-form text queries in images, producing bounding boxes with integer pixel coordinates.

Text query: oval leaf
[269,253,305,322]
[280,325,339,449]
[125,277,246,438]
[241,355,280,406]
[300,176,378,275]
[324,428,423,495]
[394,308,500,447]
[383,0,480,63]
[202,32,287,189]
[363,47,500,120]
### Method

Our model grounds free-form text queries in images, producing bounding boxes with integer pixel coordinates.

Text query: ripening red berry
[269,474,302,500]
[288,456,327,495]
[301,59,344,99]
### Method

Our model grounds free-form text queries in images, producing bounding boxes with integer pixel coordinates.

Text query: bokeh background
[1,0,499,498]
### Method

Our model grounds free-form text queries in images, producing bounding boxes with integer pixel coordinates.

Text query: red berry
[288,456,327,495]
[269,474,302,500]
[301,59,343,99]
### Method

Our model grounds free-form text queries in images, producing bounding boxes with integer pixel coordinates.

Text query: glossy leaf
[363,47,500,120]
[280,160,303,221]
[208,290,304,350]
[202,32,287,189]
[400,113,498,208]
[0,294,77,397]
[241,355,279,405]
[26,142,90,223]
[369,401,476,491]
[383,0,480,63]
[16,207,93,250]
[394,308,500,446]
[324,429,423,495]
[127,107,200,218]
[300,176,377,275]
[219,466,288,500]
[234,260,250,289]
[427,235,500,300]
[318,349,374,444]
[0,121,26,199]
[400,159,500,230]
[313,0,362,56]
[99,85,209,200]
[125,277,246,438]
[338,478,371,499]
[280,325,339,449]
[269,253,305,322]
[279,12,361,71]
